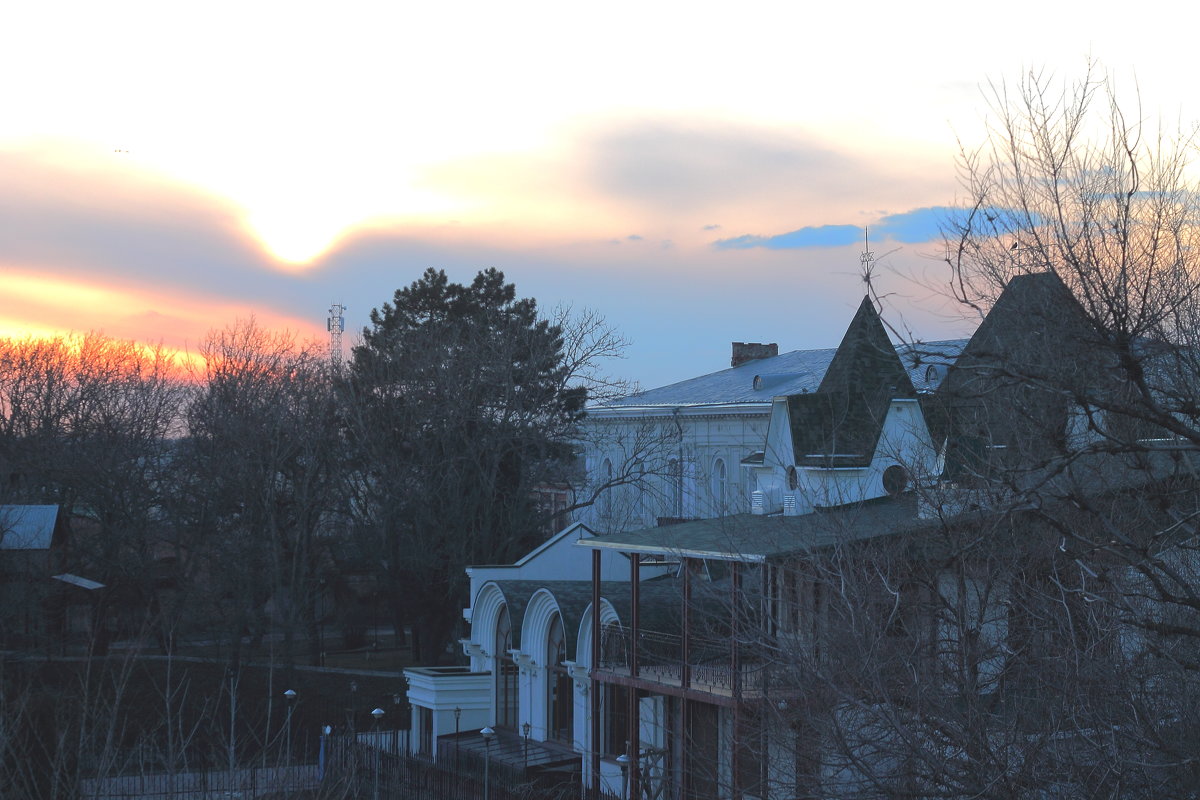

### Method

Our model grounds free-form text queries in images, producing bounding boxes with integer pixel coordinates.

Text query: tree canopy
[348,267,587,662]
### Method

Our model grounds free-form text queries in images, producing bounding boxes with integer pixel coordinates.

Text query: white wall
[578,406,771,532]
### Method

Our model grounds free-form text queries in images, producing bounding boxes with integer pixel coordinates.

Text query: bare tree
[746,65,1200,799]
[176,320,343,667]
[0,333,184,652]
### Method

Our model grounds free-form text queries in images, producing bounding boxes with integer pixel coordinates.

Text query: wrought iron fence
[79,764,321,798]
[324,734,613,800]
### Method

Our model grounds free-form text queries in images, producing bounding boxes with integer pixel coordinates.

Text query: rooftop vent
[783,494,800,516]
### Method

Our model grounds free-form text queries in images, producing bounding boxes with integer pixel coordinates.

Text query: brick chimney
[731,342,778,368]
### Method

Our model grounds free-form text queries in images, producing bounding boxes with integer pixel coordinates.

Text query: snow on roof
[592,340,966,409]
[52,573,105,591]
[0,505,61,550]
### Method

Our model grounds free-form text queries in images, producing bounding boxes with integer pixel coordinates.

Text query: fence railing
[599,625,771,694]
[79,764,321,799]
[325,735,615,800]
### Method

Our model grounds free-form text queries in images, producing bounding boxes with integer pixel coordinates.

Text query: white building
[404,297,965,797]
[577,333,960,532]
[402,279,1192,799]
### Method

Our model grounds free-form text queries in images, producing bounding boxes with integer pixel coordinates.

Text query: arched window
[495,607,518,728]
[546,614,573,743]
[711,458,728,514]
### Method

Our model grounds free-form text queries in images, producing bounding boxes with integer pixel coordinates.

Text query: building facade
[405,276,1200,799]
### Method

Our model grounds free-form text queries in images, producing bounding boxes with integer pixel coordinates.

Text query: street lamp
[453,707,462,772]
[319,725,332,782]
[371,709,385,800]
[481,727,496,800]
[617,741,632,800]
[283,689,297,768]
[522,721,531,770]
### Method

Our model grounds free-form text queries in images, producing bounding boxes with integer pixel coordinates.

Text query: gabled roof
[787,297,918,467]
[592,337,965,410]
[0,505,62,550]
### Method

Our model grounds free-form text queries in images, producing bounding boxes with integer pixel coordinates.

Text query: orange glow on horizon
[0,269,325,361]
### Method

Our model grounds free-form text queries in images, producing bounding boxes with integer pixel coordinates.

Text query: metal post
[630,553,641,800]
[482,727,495,800]
[283,689,296,769]
[731,561,741,799]
[682,557,692,690]
[618,743,632,800]
[454,706,461,773]
[371,708,384,800]
[591,548,602,800]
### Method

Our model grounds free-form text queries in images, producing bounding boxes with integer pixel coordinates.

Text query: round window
[786,465,799,491]
[882,465,909,496]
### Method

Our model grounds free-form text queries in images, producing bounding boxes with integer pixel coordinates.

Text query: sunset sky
[2,1,1194,388]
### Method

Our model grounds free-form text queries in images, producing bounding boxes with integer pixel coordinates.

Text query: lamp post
[371,708,384,800]
[522,721,531,770]
[283,689,297,768]
[319,724,332,782]
[617,741,632,800]
[391,694,402,753]
[481,727,496,800]
[453,707,462,772]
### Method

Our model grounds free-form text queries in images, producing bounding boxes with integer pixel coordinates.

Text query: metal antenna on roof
[860,227,875,276]
[860,227,880,309]
[327,303,346,369]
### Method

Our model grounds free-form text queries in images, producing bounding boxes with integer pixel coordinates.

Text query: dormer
[756,297,939,512]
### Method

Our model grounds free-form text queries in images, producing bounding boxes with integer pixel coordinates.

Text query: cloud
[580,120,857,213]
[713,207,956,251]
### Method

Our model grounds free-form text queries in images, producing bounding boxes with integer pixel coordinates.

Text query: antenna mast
[327,303,346,369]
[859,227,875,276]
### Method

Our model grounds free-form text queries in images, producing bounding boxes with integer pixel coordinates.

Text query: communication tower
[327,303,346,368]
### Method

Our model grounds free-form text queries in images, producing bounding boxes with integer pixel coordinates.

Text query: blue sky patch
[714,206,957,250]
[715,224,862,250]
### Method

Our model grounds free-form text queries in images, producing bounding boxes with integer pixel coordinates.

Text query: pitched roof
[933,271,1104,471]
[593,337,965,410]
[787,297,919,467]
[0,505,61,550]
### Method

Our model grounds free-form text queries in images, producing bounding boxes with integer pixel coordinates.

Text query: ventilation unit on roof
[783,493,800,516]
[751,490,765,515]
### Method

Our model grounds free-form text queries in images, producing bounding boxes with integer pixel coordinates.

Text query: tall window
[496,607,518,728]
[599,459,614,523]
[547,614,573,743]
[602,683,630,757]
[711,458,727,514]
[417,707,433,757]
[633,460,647,524]
[668,459,683,518]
